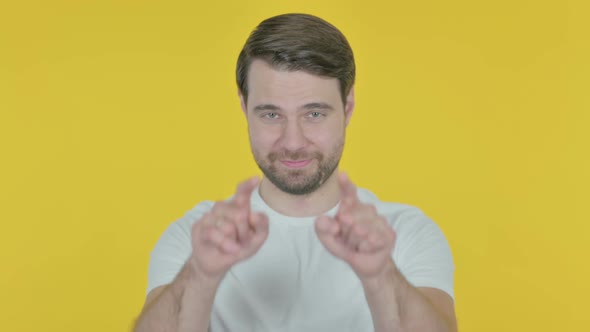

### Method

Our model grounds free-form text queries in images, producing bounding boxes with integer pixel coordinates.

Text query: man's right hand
[189,177,269,281]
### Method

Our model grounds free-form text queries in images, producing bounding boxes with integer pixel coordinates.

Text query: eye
[263,112,280,119]
[307,111,325,119]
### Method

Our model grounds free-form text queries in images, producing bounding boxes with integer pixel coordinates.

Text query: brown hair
[236,13,355,105]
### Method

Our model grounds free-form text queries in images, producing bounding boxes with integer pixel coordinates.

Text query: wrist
[186,257,225,289]
[360,258,400,294]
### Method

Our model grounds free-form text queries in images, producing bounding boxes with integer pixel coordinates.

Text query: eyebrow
[252,102,335,113]
[301,102,335,111]
[253,104,282,113]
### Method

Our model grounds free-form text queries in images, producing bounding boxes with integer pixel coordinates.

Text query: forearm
[134,259,221,332]
[362,259,454,332]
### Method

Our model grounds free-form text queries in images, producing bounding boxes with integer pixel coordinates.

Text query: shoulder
[356,188,451,250]
[356,188,433,229]
[180,200,216,227]
[356,189,455,298]
[156,200,216,244]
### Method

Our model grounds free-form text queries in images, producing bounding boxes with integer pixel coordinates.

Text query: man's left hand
[315,173,397,281]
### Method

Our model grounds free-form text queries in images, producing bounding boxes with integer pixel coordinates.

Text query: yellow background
[1,0,588,331]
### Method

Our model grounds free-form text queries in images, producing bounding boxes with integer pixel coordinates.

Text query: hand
[315,173,396,280]
[189,177,269,281]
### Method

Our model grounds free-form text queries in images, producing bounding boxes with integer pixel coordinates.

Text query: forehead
[246,59,341,107]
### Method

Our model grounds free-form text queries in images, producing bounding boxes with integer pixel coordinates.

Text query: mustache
[268,150,323,162]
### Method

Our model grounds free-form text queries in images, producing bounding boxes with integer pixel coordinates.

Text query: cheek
[249,124,279,149]
[311,122,345,146]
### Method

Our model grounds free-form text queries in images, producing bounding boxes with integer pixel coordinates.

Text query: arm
[362,258,457,332]
[133,177,269,332]
[133,259,221,332]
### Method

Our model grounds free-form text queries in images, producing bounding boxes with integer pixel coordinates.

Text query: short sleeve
[146,201,214,296]
[392,208,455,300]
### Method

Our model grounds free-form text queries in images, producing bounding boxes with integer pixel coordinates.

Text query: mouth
[279,159,312,168]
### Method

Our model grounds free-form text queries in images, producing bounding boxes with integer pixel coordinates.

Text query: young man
[134,13,457,332]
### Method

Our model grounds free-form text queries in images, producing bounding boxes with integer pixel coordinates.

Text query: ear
[344,86,355,126]
[238,90,248,116]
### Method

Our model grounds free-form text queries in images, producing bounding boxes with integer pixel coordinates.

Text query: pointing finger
[232,177,259,243]
[338,172,359,206]
[234,177,260,207]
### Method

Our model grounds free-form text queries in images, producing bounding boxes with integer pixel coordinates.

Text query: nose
[279,119,307,152]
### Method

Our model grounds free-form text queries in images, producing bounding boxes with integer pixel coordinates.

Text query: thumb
[249,211,269,233]
[315,215,339,236]
[315,216,349,259]
[238,212,269,260]
[249,212,269,247]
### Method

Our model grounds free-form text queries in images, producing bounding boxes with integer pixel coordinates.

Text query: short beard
[253,142,343,196]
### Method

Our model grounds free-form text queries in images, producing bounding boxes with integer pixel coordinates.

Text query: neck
[259,171,341,217]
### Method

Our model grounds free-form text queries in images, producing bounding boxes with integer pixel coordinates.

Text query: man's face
[241,60,354,196]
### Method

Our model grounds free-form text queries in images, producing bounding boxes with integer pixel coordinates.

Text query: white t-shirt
[147,187,454,332]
